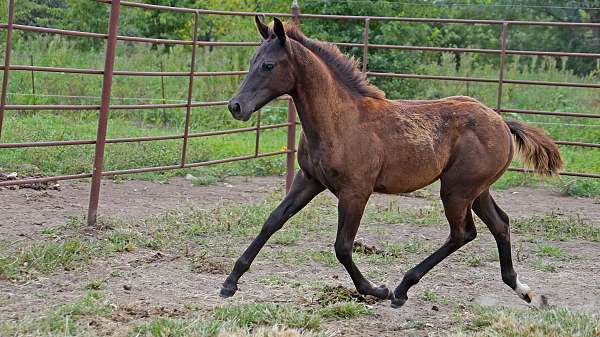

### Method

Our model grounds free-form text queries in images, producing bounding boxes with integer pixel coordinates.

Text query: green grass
[465,254,483,267]
[271,225,302,245]
[310,250,339,266]
[453,306,600,337]
[365,200,446,226]
[0,239,96,281]
[0,191,336,281]
[531,259,559,272]
[85,279,106,290]
[317,301,374,319]
[1,296,337,337]
[512,213,600,241]
[3,191,596,283]
[3,188,597,284]
[130,317,226,337]
[131,320,328,337]
[0,291,113,337]
[213,303,321,330]
[257,275,302,289]
[420,289,439,302]
[131,301,363,337]
[384,237,432,255]
[536,244,570,259]
[0,224,162,281]
[1,38,598,196]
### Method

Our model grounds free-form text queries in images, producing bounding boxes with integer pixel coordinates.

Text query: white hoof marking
[515,276,531,300]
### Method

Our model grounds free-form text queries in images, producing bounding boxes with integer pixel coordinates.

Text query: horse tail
[505,120,563,176]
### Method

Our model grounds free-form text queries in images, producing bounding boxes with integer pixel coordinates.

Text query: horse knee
[464,228,477,243]
[334,241,353,264]
[449,228,476,247]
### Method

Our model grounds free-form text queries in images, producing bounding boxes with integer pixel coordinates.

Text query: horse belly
[374,150,446,194]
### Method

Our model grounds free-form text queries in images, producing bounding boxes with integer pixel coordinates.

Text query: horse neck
[288,43,358,145]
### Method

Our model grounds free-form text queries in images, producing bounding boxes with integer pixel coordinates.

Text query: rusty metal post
[286,98,297,193]
[30,54,36,103]
[362,18,370,74]
[291,0,300,25]
[87,0,121,226]
[0,0,15,138]
[285,0,301,193]
[496,22,509,113]
[180,12,199,166]
[254,110,261,157]
[160,60,167,126]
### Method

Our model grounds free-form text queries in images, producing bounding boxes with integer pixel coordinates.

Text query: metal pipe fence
[0,1,599,224]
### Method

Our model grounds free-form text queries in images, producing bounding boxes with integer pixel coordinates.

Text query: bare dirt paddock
[1,176,599,337]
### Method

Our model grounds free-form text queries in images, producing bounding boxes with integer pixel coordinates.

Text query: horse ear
[255,15,269,40]
[273,17,286,46]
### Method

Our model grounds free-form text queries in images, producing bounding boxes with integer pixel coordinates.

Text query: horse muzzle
[228,100,252,121]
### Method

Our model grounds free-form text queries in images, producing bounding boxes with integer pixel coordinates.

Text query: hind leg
[391,186,478,308]
[473,190,546,307]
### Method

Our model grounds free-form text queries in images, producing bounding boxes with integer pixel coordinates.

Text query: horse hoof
[219,286,237,298]
[373,285,392,300]
[390,295,407,309]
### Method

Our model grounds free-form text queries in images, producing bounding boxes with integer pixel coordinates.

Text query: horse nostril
[228,102,241,114]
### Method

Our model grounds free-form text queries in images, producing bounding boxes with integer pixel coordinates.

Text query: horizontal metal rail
[11,23,106,39]
[2,101,226,111]
[335,42,600,58]
[508,168,600,179]
[0,123,292,149]
[0,149,292,187]
[555,141,600,149]
[2,98,298,111]
[2,131,593,150]
[0,173,93,186]
[98,0,600,28]
[367,72,600,88]
[7,150,597,188]
[0,65,248,77]
[5,23,260,47]
[500,108,600,119]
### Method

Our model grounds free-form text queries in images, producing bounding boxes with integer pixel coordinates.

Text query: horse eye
[262,63,274,71]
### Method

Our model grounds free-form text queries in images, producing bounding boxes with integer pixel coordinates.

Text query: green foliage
[303,0,600,77]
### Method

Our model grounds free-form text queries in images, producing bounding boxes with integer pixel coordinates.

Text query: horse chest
[298,145,344,193]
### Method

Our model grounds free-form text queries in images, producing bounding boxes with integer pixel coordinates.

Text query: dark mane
[283,23,386,100]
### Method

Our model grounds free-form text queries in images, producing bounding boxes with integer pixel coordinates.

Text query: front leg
[220,170,324,297]
[335,192,391,300]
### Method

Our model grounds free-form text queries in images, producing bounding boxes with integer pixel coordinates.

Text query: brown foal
[221,17,563,308]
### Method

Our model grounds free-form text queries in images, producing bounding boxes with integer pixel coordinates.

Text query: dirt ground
[1,176,599,336]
